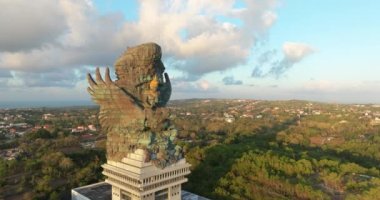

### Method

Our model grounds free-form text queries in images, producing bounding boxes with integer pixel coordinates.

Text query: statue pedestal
[102,149,191,200]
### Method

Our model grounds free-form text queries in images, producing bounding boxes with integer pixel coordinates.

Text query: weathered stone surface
[87,43,182,168]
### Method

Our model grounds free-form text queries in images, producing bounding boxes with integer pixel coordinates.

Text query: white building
[72,149,204,200]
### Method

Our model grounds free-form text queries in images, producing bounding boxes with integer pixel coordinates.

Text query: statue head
[114,43,170,108]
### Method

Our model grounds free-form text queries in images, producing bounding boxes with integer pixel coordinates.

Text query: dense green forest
[0,107,104,199]
[2,99,380,199]
[0,128,105,199]
[171,100,380,199]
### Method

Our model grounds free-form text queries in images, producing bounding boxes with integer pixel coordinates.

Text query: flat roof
[72,182,209,200]
[72,182,111,200]
[181,190,210,200]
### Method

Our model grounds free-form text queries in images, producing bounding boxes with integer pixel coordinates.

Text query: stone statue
[87,43,182,168]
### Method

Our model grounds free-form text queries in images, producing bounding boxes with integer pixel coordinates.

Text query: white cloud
[171,79,219,98]
[197,80,211,90]
[0,81,91,102]
[12,69,86,87]
[0,69,11,78]
[282,42,314,62]
[222,76,243,85]
[303,80,336,91]
[0,0,67,52]
[252,41,314,78]
[117,0,280,75]
[0,0,280,88]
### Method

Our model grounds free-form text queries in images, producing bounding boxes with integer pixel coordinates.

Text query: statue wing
[87,67,145,131]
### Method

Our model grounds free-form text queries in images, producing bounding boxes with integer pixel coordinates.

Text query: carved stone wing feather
[87,67,145,131]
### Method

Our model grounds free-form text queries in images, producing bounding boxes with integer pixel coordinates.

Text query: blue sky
[0,0,379,104]
[272,1,380,80]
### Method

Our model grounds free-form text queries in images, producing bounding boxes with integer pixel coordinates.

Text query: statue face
[139,62,165,107]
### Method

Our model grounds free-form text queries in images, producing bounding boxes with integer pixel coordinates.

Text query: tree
[59,157,74,171]
[26,128,52,140]
[0,159,6,178]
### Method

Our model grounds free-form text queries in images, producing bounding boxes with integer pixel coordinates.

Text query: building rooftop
[72,182,209,200]
[181,190,210,200]
[72,182,111,200]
